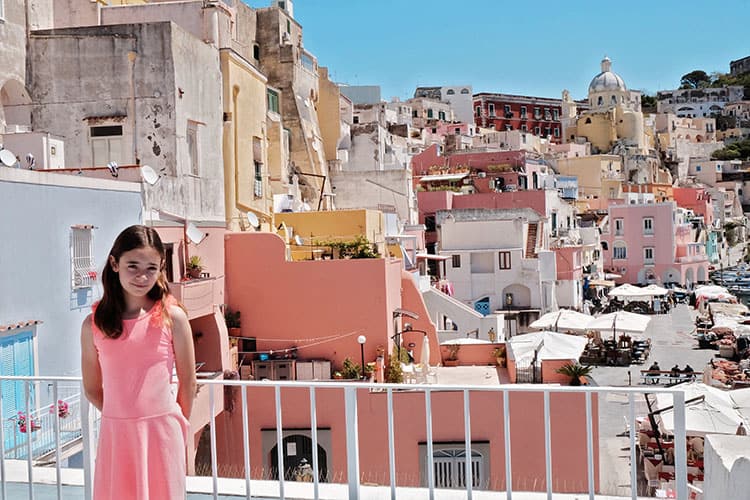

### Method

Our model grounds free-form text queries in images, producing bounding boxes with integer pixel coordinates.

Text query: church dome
[588,57,627,93]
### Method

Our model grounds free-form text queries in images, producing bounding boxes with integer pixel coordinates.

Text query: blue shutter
[0,331,35,451]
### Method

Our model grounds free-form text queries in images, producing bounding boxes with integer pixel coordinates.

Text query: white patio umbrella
[656,382,748,436]
[588,310,651,339]
[608,284,646,298]
[642,284,669,296]
[530,309,593,332]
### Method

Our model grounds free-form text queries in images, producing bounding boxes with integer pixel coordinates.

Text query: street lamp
[357,335,367,380]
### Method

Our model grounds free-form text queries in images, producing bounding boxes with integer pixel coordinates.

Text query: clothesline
[230,328,366,354]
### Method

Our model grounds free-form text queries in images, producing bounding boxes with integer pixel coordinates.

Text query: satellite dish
[186,222,206,244]
[0,149,17,167]
[140,165,159,185]
[246,212,260,228]
[294,235,303,246]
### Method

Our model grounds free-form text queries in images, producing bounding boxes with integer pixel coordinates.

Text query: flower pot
[188,267,202,279]
[444,359,459,367]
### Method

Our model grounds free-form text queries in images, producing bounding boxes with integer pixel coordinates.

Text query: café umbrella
[530,309,593,332]
[588,311,651,339]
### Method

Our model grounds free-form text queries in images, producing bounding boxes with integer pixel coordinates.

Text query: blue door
[474,297,490,316]
[0,331,35,452]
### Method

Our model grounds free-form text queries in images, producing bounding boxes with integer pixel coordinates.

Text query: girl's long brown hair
[94,225,171,339]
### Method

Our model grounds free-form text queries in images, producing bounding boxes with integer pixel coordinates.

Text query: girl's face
[109,246,163,298]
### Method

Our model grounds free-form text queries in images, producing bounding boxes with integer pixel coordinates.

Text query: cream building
[556,154,623,201]
[562,57,647,154]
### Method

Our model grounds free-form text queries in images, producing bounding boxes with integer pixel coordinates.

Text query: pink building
[210,231,600,494]
[603,202,709,286]
[673,186,714,227]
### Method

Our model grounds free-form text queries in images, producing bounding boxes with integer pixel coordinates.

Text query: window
[427,109,434,119]
[498,251,511,270]
[614,218,624,236]
[597,96,603,106]
[0,0,4,19]
[267,89,280,113]
[613,244,627,260]
[454,128,461,134]
[452,255,461,268]
[71,225,97,289]
[504,105,511,114]
[424,215,436,232]
[186,121,200,176]
[0,330,37,428]
[505,125,512,131]
[644,247,654,263]
[553,109,559,120]
[254,162,263,197]
[460,88,470,94]
[475,106,481,116]
[352,116,359,124]
[432,448,483,488]
[286,19,291,33]
[643,217,654,235]
[90,125,123,167]
[488,104,495,116]
[695,165,701,172]
[520,106,527,118]
[534,106,540,118]
[534,126,540,135]
[554,127,560,137]
[253,136,263,198]
[438,111,446,121]
[446,89,455,95]
[413,110,418,118]
[253,44,260,60]
[521,125,527,132]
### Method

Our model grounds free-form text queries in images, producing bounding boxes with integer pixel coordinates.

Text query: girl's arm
[171,305,197,420]
[80,315,104,411]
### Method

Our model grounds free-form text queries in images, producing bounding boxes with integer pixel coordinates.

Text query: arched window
[611,95,617,105]
[460,88,470,94]
[585,117,592,124]
[597,96,603,106]
[446,89,455,95]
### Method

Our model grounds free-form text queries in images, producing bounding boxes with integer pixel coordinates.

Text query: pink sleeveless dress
[92,299,189,500]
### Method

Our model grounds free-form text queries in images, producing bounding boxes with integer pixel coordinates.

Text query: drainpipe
[233,85,240,227]
[128,51,138,164]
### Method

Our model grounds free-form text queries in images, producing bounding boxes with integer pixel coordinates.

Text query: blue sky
[250,0,749,101]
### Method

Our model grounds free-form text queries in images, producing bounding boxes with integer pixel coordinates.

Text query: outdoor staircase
[526,223,538,258]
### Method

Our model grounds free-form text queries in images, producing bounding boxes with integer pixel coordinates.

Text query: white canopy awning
[419,172,469,182]
[588,311,651,335]
[507,331,588,364]
[530,309,593,332]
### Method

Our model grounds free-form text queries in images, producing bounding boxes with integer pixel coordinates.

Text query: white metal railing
[0,375,694,500]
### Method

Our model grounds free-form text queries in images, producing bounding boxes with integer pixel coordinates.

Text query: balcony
[169,276,224,320]
[1,375,701,500]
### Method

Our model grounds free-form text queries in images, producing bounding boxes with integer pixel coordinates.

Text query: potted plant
[444,344,461,367]
[492,346,506,367]
[224,307,241,344]
[187,255,203,279]
[383,348,404,384]
[556,362,593,386]
[341,357,361,379]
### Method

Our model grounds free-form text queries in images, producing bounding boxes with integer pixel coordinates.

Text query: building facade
[473,93,565,142]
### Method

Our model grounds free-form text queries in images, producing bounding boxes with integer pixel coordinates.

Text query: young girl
[81,225,196,499]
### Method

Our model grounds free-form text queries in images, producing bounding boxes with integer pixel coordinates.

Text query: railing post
[673,391,688,500]
[344,386,360,500]
[80,382,96,500]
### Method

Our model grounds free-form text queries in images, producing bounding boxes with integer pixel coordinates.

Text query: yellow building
[220,48,273,231]
[317,67,352,170]
[275,209,385,261]
[562,57,647,154]
[556,154,623,200]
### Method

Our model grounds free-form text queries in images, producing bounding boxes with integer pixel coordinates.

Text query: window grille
[432,448,482,488]
[71,225,97,289]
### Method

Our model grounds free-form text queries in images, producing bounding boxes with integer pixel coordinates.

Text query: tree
[680,70,711,89]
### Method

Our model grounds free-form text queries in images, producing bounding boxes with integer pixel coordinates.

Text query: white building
[414,85,474,124]
[657,86,744,117]
[437,208,557,335]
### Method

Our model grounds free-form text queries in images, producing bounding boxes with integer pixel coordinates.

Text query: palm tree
[556,362,593,386]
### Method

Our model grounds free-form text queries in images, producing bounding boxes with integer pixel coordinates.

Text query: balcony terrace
[0,375,702,500]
